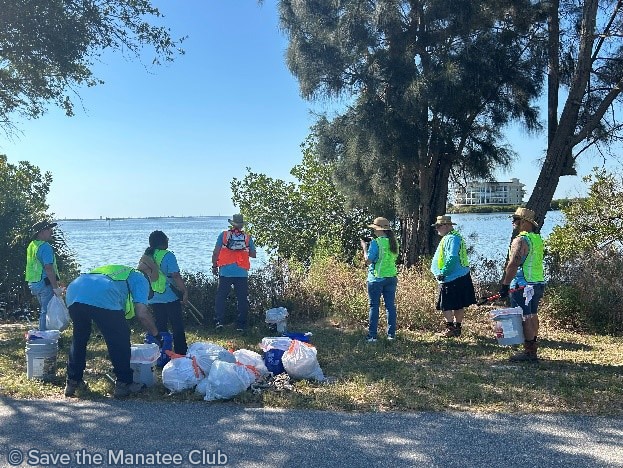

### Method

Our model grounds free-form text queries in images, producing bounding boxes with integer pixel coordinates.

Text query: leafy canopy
[230,138,370,264]
[0,0,184,135]
[547,168,623,260]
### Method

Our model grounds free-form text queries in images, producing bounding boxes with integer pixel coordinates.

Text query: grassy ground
[1,310,621,414]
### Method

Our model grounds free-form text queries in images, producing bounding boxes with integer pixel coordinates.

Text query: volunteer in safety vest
[430,215,476,338]
[63,263,160,398]
[25,220,63,330]
[361,217,399,342]
[140,230,189,355]
[499,207,546,362]
[211,214,256,332]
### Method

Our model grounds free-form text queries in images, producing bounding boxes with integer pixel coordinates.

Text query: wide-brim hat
[368,217,391,230]
[137,255,160,283]
[431,215,456,227]
[510,207,539,227]
[31,220,57,237]
[228,214,244,227]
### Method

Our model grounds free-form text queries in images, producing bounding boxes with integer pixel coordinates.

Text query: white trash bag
[46,295,70,331]
[187,342,236,375]
[130,343,160,363]
[233,349,269,379]
[282,340,325,381]
[161,356,203,393]
[203,361,256,401]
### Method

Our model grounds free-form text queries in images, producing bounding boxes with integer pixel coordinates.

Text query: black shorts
[436,272,476,312]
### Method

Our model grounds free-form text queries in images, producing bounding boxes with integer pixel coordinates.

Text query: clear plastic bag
[203,361,255,401]
[46,295,70,331]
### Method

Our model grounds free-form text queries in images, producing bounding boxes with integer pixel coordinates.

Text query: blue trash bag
[264,348,285,375]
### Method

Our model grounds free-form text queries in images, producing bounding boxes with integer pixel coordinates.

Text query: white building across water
[453,178,525,206]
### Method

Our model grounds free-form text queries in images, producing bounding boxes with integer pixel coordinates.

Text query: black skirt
[436,272,477,311]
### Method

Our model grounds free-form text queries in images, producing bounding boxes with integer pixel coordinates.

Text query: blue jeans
[367,276,398,338]
[30,283,54,330]
[67,302,133,384]
[215,276,249,329]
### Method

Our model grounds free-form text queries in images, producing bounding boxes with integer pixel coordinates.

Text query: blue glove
[499,284,510,298]
[436,274,445,282]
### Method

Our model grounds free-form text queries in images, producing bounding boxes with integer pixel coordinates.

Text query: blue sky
[0,0,610,219]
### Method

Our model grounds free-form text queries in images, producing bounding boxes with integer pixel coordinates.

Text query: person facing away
[430,215,477,338]
[139,230,189,355]
[64,263,161,399]
[211,214,256,332]
[360,216,399,342]
[498,207,546,362]
[25,220,63,330]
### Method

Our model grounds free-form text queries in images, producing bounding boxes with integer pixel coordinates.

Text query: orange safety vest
[216,230,251,270]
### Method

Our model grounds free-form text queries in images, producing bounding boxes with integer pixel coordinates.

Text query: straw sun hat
[511,207,539,227]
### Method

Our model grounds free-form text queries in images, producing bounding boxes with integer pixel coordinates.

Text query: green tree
[547,168,623,260]
[0,155,78,310]
[279,0,547,263]
[231,139,370,264]
[528,0,623,227]
[0,0,184,136]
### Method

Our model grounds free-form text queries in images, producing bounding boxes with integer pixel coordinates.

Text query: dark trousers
[66,302,132,384]
[215,276,249,328]
[151,300,187,355]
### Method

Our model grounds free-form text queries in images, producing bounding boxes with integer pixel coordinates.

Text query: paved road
[0,397,621,467]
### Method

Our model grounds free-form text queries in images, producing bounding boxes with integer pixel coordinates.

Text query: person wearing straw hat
[63,262,161,398]
[25,220,63,330]
[211,214,256,332]
[430,215,476,337]
[499,207,545,362]
[361,217,399,342]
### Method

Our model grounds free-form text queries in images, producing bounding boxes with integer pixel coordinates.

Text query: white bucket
[490,307,525,346]
[130,359,158,387]
[25,340,58,380]
[130,343,160,387]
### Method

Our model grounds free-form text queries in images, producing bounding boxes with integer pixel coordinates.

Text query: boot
[114,381,146,398]
[64,379,87,397]
[509,339,538,362]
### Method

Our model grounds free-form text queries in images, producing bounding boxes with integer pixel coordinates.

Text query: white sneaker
[387,335,395,341]
[366,335,377,343]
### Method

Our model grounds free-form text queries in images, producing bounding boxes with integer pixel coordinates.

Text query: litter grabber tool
[476,286,525,306]
[184,300,204,325]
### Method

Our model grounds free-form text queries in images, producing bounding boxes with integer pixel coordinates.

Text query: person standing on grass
[430,215,476,338]
[211,214,256,332]
[361,217,399,342]
[499,207,545,362]
[140,230,189,355]
[25,220,63,331]
[64,263,161,399]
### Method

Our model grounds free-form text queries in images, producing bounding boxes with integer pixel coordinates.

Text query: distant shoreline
[56,215,230,222]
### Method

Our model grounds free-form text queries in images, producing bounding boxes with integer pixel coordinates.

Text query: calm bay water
[57,211,565,273]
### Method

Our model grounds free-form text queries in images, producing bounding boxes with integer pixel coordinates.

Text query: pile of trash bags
[161,333,325,401]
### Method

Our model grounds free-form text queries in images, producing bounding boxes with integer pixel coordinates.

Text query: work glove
[436,274,445,282]
[211,265,219,276]
[53,287,65,297]
[498,284,510,298]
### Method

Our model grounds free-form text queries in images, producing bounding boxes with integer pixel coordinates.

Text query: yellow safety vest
[151,249,169,294]
[89,265,137,319]
[25,240,59,282]
[437,231,469,271]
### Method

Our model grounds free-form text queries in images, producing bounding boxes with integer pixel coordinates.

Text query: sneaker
[113,381,146,398]
[214,321,223,330]
[365,335,377,343]
[387,335,396,341]
[236,328,245,333]
[64,379,87,397]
